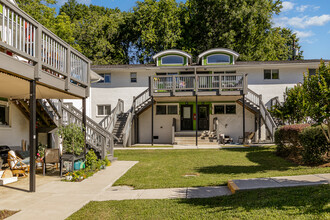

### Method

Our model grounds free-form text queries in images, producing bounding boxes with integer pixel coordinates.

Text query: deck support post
[243,94,246,144]
[151,96,154,146]
[196,95,198,147]
[82,98,87,157]
[29,80,36,192]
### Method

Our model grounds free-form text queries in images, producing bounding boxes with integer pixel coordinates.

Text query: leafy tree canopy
[17,0,303,64]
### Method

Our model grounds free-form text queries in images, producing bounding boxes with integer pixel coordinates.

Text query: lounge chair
[7,150,30,177]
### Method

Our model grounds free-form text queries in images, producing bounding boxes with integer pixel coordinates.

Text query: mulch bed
[0,210,19,219]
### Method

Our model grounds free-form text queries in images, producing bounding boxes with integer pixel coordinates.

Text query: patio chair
[7,150,30,177]
[43,149,62,176]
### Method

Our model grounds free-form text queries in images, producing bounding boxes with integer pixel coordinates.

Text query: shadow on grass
[197,147,298,175]
[179,185,330,215]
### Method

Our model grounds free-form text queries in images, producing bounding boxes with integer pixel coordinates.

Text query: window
[167,105,178,115]
[98,73,111,83]
[156,105,166,115]
[161,55,184,65]
[214,105,225,114]
[226,105,236,114]
[156,105,178,115]
[308,69,317,76]
[207,54,230,64]
[214,104,236,114]
[264,69,279,80]
[130,72,137,83]
[97,105,111,116]
[0,103,9,126]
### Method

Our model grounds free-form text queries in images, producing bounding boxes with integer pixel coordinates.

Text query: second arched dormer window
[161,55,184,65]
[207,54,230,64]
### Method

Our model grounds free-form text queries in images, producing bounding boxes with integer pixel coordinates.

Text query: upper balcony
[150,73,248,97]
[0,0,91,98]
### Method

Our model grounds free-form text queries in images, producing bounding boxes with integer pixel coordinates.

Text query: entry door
[181,105,193,130]
[198,105,209,130]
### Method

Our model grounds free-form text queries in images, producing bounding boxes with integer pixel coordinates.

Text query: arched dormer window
[198,48,239,65]
[153,50,192,66]
[161,55,184,65]
[207,54,230,64]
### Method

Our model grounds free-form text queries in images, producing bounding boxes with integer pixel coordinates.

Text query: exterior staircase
[14,99,114,159]
[112,113,129,146]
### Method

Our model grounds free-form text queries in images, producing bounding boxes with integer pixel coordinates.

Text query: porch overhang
[0,71,83,99]
[153,95,243,103]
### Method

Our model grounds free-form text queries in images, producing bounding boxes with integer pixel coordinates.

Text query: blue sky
[56,0,330,59]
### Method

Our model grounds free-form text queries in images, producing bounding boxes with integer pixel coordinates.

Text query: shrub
[275,124,310,156]
[104,157,111,166]
[85,150,98,170]
[299,126,330,164]
[58,124,85,156]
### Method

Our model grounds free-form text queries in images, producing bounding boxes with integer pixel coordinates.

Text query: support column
[195,95,198,147]
[47,133,52,149]
[151,96,154,146]
[242,94,246,144]
[29,80,36,192]
[82,98,87,157]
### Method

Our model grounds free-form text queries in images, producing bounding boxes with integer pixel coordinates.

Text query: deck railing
[0,0,90,88]
[150,73,247,95]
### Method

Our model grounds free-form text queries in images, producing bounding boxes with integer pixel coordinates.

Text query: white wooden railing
[246,88,277,140]
[0,0,89,87]
[99,99,124,133]
[150,73,247,95]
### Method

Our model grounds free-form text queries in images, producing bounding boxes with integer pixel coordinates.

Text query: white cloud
[294,30,314,38]
[296,5,308,13]
[274,15,330,29]
[296,5,320,13]
[282,1,295,12]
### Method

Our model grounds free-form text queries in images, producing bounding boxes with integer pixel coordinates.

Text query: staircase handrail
[270,96,282,109]
[133,88,150,111]
[62,103,114,158]
[246,88,277,140]
[171,118,176,144]
[46,99,62,119]
[122,106,134,147]
[99,99,124,132]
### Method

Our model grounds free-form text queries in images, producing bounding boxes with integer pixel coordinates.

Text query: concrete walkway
[228,174,330,193]
[1,161,138,220]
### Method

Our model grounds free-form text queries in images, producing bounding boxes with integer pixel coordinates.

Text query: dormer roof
[197,48,240,64]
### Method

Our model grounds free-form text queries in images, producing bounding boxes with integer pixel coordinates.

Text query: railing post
[195,75,198,95]
[34,25,42,79]
[65,48,71,90]
[219,74,222,95]
[243,74,248,94]
[149,76,153,96]
[172,75,175,96]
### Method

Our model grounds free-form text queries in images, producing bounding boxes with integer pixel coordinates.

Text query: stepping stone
[231,178,282,191]
[0,177,18,185]
[187,186,232,198]
[271,175,329,187]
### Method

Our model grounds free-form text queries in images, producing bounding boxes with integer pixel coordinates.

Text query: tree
[131,0,183,63]
[270,84,307,125]
[179,0,301,62]
[303,61,330,143]
[16,0,57,31]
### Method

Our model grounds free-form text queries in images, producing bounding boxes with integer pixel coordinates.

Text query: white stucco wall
[138,106,180,144]
[0,102,29,147]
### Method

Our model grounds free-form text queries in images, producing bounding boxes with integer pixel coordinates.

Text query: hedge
[299,126,330,164]
[274,124,310,157]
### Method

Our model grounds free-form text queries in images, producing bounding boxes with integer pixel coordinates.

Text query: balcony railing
[150,74,247,96]
[0,0,90,91]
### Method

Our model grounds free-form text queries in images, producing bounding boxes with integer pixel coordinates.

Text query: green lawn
[114,147,330,189]
[68,185,330,220]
